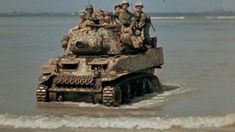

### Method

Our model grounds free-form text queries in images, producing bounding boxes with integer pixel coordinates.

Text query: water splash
[50,83,186,109]
[0,113,235,130]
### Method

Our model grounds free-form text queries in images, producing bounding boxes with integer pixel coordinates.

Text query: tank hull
[37,47,163,106]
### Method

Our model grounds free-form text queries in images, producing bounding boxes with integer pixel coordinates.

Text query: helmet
[114,4,122,9]
[103,11,113,16]
[86,4,93,10]
[122,0,130,6]
[135,1,144,8]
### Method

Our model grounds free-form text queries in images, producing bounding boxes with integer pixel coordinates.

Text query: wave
[151,16,235,20]
[217,16,235,19]
[204,16,235,19]
[151,16,186,20]
[0,113,235,130]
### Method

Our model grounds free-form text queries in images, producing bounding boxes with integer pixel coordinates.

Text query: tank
[36,24,164,107]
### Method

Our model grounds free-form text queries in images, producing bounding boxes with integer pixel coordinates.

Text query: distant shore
[1,11,235,17]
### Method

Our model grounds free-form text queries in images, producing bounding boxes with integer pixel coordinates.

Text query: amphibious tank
[36,24,164,107]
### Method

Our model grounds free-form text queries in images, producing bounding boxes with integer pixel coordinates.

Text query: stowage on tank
[36,4,164,107]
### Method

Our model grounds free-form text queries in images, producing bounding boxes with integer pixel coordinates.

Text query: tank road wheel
[36,84,48,102]
[49,92,57,101]
[102,86,122,107]
[144,79,154,94]
[136,80,146,97]
[122,83,131,104]
[94,93,102,104]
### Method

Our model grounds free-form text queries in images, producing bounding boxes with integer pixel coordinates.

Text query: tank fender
[41,64,57,75]
[39,74,53,82]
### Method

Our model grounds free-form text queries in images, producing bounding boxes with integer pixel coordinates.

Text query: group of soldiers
[63,0,153,53]
[72,0,151,42]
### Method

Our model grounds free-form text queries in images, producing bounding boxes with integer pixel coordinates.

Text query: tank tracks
[36,73,162,107]
[102,86,122,107]
[101,73,162,107]
[36,84,48,102]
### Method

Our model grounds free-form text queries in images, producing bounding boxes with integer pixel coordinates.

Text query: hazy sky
[0,0,235,13]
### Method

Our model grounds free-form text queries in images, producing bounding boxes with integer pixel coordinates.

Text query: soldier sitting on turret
[119,0,133,26]
[102,11,116,26]
[92,8,105,25]
[120,24,144,50]
[132,2,151,44]
[85,4,94,19]
[68,11,94,33]
[113,4,122,25]
[85,4,100,24]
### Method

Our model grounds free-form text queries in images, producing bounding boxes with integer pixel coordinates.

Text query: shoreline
[1,124,235,132]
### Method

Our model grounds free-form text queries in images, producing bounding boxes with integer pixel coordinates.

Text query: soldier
[102,11,115,25]
[118,0,133,26]
[85,4,94,19]
[77,11,87,29]
[71,11,86,32]
[113,4,122,24]
[69,11,92,33]
[132,2,151,43]
[92,8,105,24]
[114,4,122,13]
[85,4,99,24]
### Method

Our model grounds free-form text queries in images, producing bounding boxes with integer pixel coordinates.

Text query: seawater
[0,16,235,130]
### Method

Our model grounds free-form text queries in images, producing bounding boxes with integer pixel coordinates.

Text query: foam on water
[0,113,235,130]
[151,16,235,20]
[151,16,185,20]
[121,85,191,109]
[217,16,235,19]
[56,83,187,109]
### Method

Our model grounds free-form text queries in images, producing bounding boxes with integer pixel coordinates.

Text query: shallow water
[0,16,235,131]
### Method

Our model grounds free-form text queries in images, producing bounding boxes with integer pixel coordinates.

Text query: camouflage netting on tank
[70,31,100,48]
[67,29,122,55]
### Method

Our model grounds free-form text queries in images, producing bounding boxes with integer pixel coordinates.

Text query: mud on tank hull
[37,48,164,107]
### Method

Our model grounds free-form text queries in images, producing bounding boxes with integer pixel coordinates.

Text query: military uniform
[85,4,100,24]
[85,4,94,18]
[113,4,122,25]
[79,20,94,32]
[118,0,133,26]
[119,10,133,26]
[132,2,151,43]
[132,12,150,40]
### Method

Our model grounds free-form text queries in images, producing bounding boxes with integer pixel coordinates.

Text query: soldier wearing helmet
[85,4,94,18]
[113,4,122,24]
[85,4,100,24]
[102,11,114,25]
[69,10,95,34]
[114,4,122,12]
[118,0,133,26]
[78,11,87,29]
[69,10,86,33]
[132,1,151,43]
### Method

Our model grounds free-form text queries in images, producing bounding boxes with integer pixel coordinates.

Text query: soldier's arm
[136,14,147,29]
[130,13,137,29]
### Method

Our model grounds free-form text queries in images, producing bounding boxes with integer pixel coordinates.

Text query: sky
[0,0,235,13]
